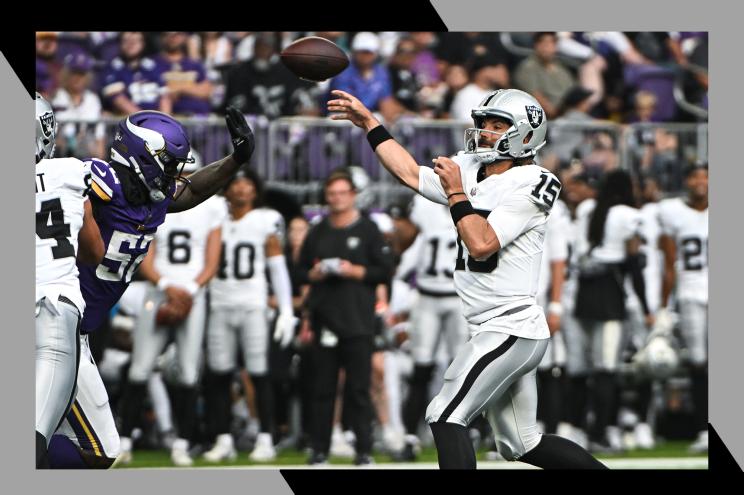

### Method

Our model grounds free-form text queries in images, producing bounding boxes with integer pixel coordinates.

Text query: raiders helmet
[464,89,547,164]
[35,92,56,163]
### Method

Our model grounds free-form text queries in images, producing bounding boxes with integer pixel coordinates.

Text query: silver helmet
[464,89,547,163]
[35,92,57,163]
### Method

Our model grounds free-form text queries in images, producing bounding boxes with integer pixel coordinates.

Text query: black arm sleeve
[626,253,651,316]
[362,222,395,285]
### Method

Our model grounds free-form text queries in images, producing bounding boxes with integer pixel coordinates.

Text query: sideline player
[117,158,224,466]
[35,93,105,468]
[328,88,606,469]
[47,108,255,469]
[202,166,296,463]
[657,164,709,453]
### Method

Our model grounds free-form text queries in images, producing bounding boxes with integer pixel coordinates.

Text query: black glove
[225,106,255,164]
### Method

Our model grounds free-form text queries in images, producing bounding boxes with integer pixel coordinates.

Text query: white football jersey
[153,195,226,285]
[657,197,708,304]
[575,202,641,264]
[36,158,89,314]
[210,207,285,309]
[537,199,570,304]
[409,194,458,295]
[418,153,561,339]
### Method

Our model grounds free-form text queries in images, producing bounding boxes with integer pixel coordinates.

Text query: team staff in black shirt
[298,169,394,465]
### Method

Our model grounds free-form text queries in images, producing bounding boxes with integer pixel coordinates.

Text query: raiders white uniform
[569,202,642,374]
[537,199,570,370]
[128,195,226,387]
[658,197,708,365]
[208,207,285,375]
[35,158,88,443]
[408,194,468,365]
[418,153,560,460]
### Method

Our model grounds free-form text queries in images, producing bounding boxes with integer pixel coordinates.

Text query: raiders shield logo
[39,111,55,138]
[525,105,543,129]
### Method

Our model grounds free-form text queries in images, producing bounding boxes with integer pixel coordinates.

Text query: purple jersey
[77,158,172,332]
[101,56,165,111]
[156,55,211,116]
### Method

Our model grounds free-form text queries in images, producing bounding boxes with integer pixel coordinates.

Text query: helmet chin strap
[125,155,167,202]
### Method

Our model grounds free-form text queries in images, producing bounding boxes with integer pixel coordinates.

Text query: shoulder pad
[84,159,120,202]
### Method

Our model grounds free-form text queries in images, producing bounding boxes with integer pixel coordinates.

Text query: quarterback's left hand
[225,106,255,164]
[432,156,463,196]
[274,312,299,349]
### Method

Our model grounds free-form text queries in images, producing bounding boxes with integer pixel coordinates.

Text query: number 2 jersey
[657,197,708,304]
[418,152,560,338]
[35,157,88,314]
[77,158,171,332]
[210,207,285,309]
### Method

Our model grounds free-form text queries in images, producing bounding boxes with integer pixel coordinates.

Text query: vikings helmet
[110,111,194,202]
[464,89,547,164]
[35,92,56,163]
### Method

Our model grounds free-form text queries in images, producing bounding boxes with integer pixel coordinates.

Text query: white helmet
[633,333,680,379]
[464,89,547,163]
[35,92,56,163]
[347,165,375,210]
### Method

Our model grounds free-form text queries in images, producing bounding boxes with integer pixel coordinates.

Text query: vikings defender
[329,88,606,469]
[47,108,255,469]
[35,93,105,468]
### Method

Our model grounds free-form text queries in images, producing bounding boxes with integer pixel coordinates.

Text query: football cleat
[171,438,194,467]
[203,433,237,462]
[688,430,708,454]
[249,433,277,462]
[634,423,656,450]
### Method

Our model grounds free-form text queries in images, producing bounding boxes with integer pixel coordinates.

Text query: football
[280,36,349,82]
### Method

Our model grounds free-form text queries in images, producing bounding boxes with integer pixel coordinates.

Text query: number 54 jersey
[36,158,88,314]
[77,158,171,333]
[210,208,285,310]
[418,154,560,338]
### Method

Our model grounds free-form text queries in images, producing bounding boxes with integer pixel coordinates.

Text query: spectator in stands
[435,64,469,119]
[449,53,506,122]
[545,87,596,170]
[187,32,234,110]
[36,32,62,97]
[388,37,421,113]
[329,32,401,123]
[101,32,167,115]
[435,32,513,74]
[408,32,441,88]
[51,53,105,159]
[514,32,576,119]
[156,32,213,116]
[223,33,318,118]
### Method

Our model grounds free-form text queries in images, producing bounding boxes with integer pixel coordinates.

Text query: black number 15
[531,173,561,208]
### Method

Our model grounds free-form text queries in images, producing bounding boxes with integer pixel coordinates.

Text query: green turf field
[114,442,707,469]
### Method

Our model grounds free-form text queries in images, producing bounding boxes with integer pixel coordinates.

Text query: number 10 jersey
[418,153,560,337]
[210,208,285,309]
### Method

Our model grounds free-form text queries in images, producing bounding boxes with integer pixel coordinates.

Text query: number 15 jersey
[418,153,560,336]
[210,208,285,309]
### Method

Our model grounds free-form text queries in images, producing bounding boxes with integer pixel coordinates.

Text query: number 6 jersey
[418,153,560,338]
[35,157,88,314]
[210,208,285,309]
[657,197,708,304]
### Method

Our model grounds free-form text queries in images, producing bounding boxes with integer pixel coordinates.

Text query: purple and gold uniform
[78,158,172,332]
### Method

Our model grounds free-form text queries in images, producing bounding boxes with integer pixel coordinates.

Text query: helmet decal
[525,105,544,129]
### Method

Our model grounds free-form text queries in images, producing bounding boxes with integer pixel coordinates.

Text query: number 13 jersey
[418,153,560,333]
[210,208,285,309]
[657,197,708,304]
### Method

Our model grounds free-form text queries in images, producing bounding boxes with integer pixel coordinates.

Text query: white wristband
[183,281,200,296]
[548,302,563,316]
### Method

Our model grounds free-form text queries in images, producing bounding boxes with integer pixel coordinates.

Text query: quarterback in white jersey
[329,87,605,469]
[658,164,709,452]
[35,93,104,468]
[203,166,296,463]
[117,164,224,467]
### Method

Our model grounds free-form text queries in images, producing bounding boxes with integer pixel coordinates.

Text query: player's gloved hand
[274,312,299,349]
[225,106,255,164]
